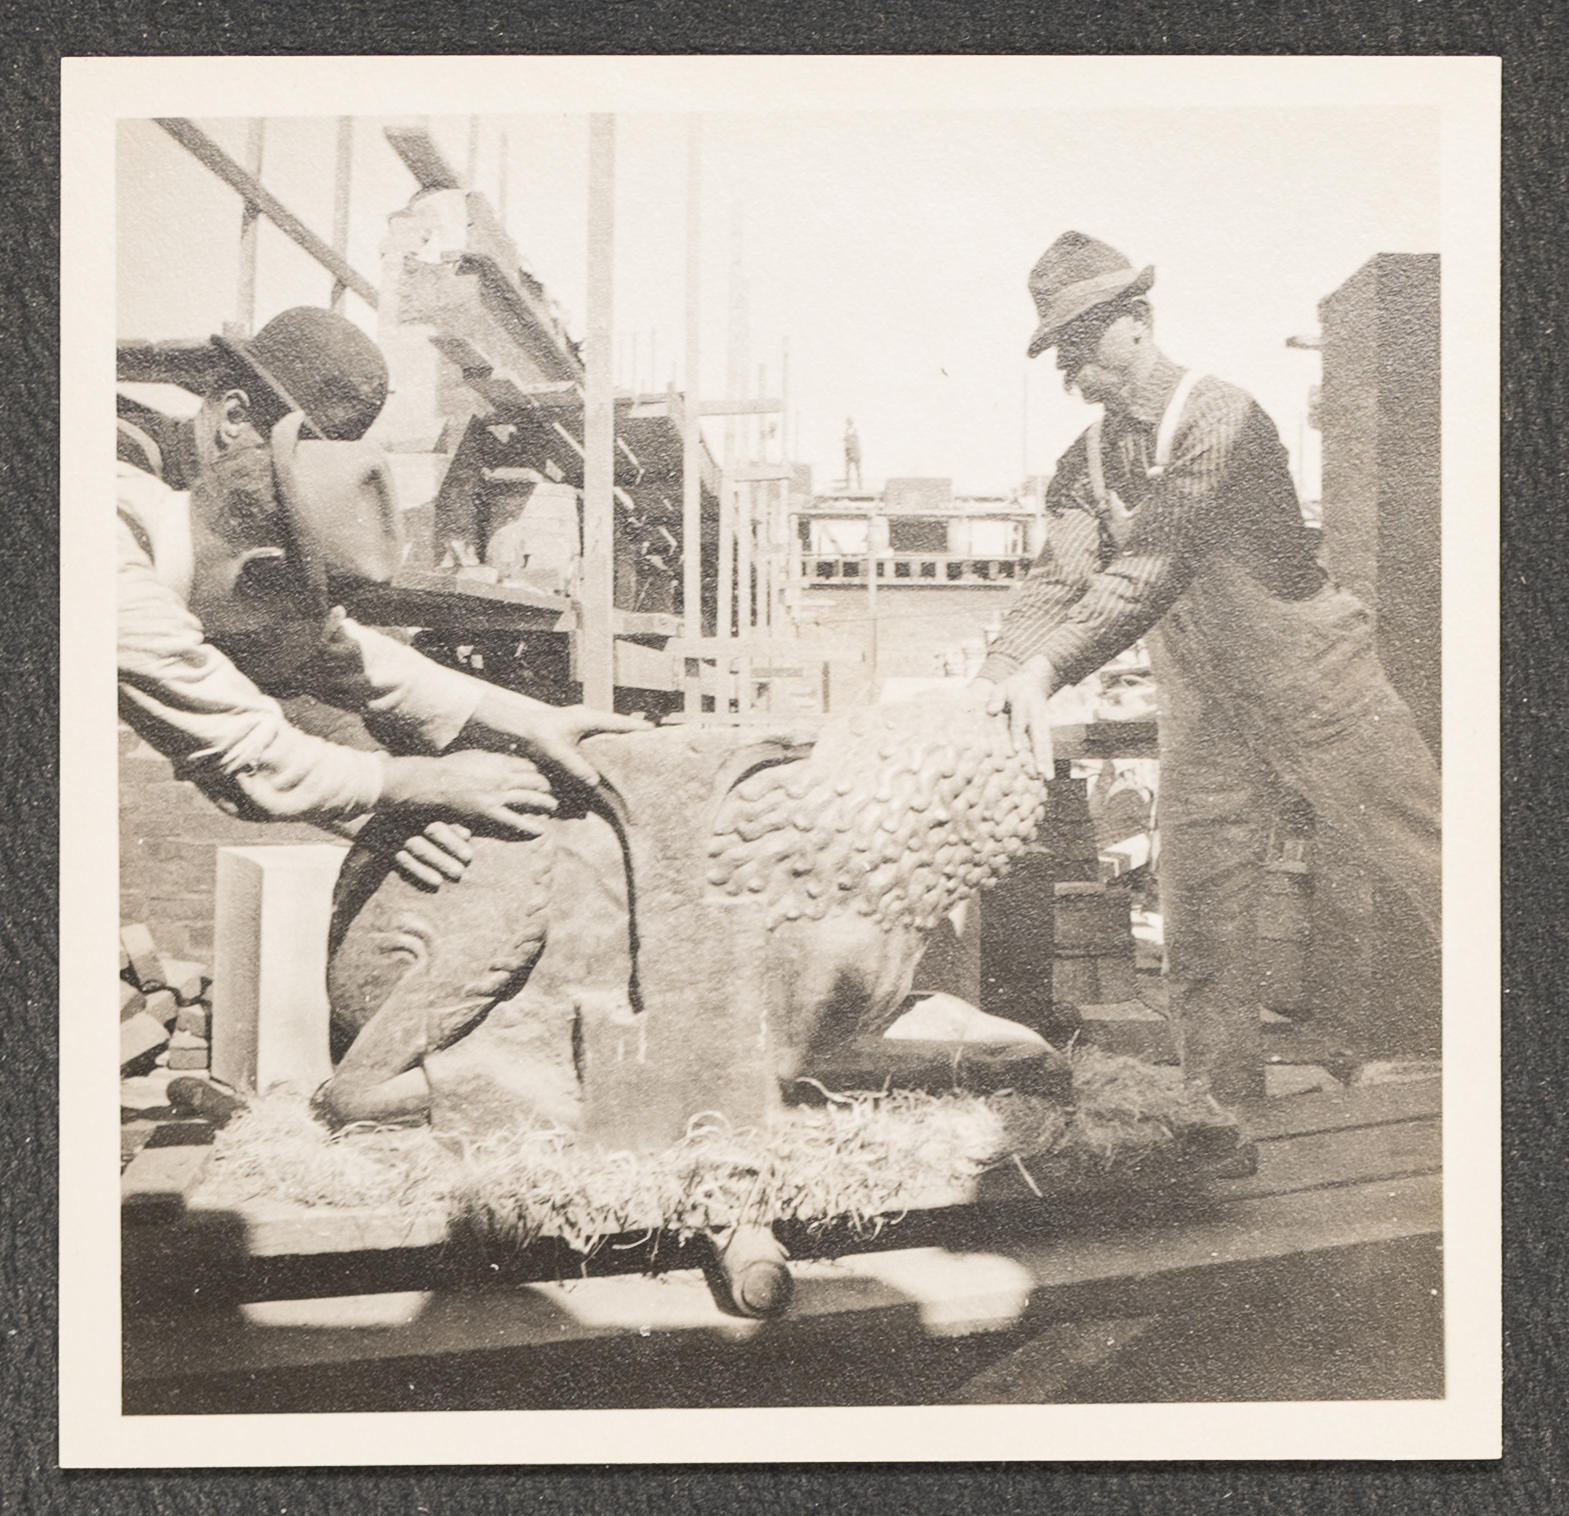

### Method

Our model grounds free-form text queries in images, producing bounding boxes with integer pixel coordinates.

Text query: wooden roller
[709,1224,794,1319]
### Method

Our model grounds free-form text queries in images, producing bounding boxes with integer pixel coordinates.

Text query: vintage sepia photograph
[60,55,1499,1463]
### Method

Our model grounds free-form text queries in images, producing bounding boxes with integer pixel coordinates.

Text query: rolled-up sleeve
[117,517,386,823]
[299,617,483,756]
[979,435,1102,683]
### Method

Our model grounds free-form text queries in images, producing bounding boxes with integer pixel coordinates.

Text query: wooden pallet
[122,1077,1439,1411]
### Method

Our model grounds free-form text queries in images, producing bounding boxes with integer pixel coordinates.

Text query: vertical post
[756,363,774,641]
[580,115,617,711]
[329,117,353,313]
[780,338,791,459]
[725,204,747,467]
[866,510,879,687]
[1021,361,1030,483]
[736,479,754,713]
[498,130,511,232]
[682,117,704,717]
[718,470,737,711]
[235,118,266,333]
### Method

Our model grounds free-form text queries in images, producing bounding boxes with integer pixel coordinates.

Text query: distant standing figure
[843,417,863,489]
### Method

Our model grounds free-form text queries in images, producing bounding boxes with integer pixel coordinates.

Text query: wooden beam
[156,118,379,308]
[717,472,736,702]
[384,121,464,191]
[699,397,783,417]
[329,117,353,312]
[682,117,704,716]
[579,115,617,710]
[235,119,265,332]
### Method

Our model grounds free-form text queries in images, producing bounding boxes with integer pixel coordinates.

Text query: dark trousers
[1148,562,1441,1103]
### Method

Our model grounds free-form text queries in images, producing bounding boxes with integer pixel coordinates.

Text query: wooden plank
[142,1103,1433,1273]
[610,638,679,693]
[700,398,784,417]
[330,118,353,312]
[156,118,379,308]
[123,1172,1440,1391]
[234,119,265,331]
[1239,1078,1440,1142]
[349,571,574,631]
[116,338,221,392]
[121,1130,214,1221]
[179,1195,450,1257]
[383,122,463,191]
[1207,1116,1439,1202]
[579,114,617,710]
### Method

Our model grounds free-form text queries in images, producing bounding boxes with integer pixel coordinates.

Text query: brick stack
[1047,769,1175,1062]
[119,922,213,1076]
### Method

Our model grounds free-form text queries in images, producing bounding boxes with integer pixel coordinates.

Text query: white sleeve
[117,516,386,823]
[298,617,484,756]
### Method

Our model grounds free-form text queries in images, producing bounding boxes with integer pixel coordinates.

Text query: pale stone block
[211,845,347,1095]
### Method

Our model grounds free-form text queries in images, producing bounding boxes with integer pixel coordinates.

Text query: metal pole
[329,118,353,312]
[682,116,704,717]
[236,119,266,332]
[580,115,617,710]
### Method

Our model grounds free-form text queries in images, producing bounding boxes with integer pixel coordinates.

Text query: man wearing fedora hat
[976,233,1441,1103]
[118,306,644,887]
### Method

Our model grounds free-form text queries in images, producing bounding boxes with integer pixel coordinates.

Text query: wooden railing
[800,553,1034,586]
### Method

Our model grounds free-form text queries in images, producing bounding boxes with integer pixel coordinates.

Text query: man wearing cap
[976,233,1441,1103]
[118,307,643,885]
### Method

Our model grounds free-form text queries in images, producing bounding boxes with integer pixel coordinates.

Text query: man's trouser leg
[1152,637,1274,1105]
[1256,597,1442,948]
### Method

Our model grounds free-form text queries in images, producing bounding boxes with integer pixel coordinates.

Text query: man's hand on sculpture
[983,656,1058,776]
[469,688,650,788]
[392,820,474,891]
[380,751,559,838]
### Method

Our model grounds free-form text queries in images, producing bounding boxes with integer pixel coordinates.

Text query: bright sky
[118,106,1438,497]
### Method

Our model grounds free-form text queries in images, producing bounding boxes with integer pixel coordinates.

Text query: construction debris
[119,923,211,1076]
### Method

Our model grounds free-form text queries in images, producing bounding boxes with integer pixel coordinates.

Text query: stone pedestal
[211,844,346,1094]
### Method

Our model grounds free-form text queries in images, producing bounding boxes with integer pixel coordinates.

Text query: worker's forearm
[463,683,552,748]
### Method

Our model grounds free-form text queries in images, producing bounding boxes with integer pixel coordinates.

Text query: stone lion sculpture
[320,691,1050,1148]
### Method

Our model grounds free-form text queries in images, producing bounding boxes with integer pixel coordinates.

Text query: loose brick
[167,1045,211,1071]
[159,958,211,1004]
[174,1005,210,1038]
[142,987,180,1029]
[121,1012,171,1074]
[119,923,166,989]
[119,980,146,1021]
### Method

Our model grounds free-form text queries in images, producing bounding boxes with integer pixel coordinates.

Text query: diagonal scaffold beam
[154,117,380,309]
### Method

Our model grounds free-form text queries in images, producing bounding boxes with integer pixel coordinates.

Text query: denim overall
[1085,375,1442,1101]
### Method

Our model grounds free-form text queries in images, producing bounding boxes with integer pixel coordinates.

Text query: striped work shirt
[980,355,1324,689]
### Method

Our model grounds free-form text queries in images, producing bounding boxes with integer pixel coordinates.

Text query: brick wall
[118,723,337,962]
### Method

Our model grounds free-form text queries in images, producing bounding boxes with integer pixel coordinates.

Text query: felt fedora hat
[270,412,404,603]
[212,306,390,442]
[1026,232,1155,358]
